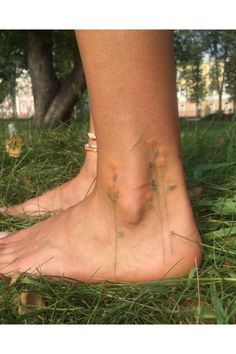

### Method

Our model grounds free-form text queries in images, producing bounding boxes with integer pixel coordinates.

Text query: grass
[0,116,236,324]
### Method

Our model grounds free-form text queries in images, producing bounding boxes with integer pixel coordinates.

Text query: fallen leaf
[0,274,12,285]
[188,186,204,199]
[5,135,24,158]
[14,291,45,315]
[1,272,21,286]
[9,272,22,285]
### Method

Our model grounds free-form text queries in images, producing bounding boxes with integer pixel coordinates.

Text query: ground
[0,116,236,324]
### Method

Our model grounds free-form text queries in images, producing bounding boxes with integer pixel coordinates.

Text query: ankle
[106,182,152,226]
[82,154,97,177]
[117,195,151,226]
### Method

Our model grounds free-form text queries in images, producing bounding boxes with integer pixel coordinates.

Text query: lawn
[0,116,236,324]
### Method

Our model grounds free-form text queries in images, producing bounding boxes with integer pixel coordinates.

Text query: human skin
[0,30,202,283]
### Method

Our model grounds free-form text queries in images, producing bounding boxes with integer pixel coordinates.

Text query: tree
[225,46,236,112]
[174,30,206,115]
[27,30,86,126]
[0,30,86,126]
[205,30,236,112]
[0,31,27,116]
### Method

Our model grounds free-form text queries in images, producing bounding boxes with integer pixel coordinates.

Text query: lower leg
[0,30,202,282]
[75,29,202,277]
[0,113,97,216]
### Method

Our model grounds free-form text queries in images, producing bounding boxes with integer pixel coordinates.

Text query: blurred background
[0,30,235,125]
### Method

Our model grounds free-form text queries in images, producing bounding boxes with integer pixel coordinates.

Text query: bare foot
[0,181,202,283]
[0,154,97,217]
[0,31,203,283]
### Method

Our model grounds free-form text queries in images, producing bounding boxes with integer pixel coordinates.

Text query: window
[210,103,215,111]
[180,104,186,112]
[180,88,185,97]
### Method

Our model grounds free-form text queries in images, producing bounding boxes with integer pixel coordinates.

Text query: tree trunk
[27,31,59,125]
[42,58,86,126]
[218,61,226,113]
[218,92,222,111]
[196,99,200,117]
[27,30,85,126]
[11,85,17,119]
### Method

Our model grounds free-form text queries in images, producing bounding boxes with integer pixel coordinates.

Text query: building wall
[0,61,235,120]
[177,60,234,118]
[0,70,34,119]
[178,94,234,118]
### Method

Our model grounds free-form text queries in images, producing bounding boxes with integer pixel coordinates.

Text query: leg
[0,113,97,216]
[0,30,202,283]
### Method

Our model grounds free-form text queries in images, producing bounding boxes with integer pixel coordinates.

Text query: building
[0,61,235,120]
[177,60,234,118]
[0,70,34,119]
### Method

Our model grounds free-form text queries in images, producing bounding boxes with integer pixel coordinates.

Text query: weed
[107,161,124,277]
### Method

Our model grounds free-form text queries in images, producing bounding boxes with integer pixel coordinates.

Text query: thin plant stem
[195,258,201,324]
[160,166,173,254]
[112,190,118,278]
[108,169,119,278]
[83,176,96,200]
[151,149,165,263]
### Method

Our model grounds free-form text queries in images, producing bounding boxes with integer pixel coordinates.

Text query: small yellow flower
[109,160,118,172]
[106,182,113,190]
[146,137,158,148]
[163,176,176,191]
[155,156,165,168]
[158,145,169,156]
[163,175,173,184]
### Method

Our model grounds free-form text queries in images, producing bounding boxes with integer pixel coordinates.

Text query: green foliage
[225,48,236,109]
[0,31,27,102]
[174,30,206,66]
[174,30,206,107]
[204,30,236,110]
[0,30,79,103]
[205,30,236,63]
[52,30,80,81]
[174,30,236,112]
